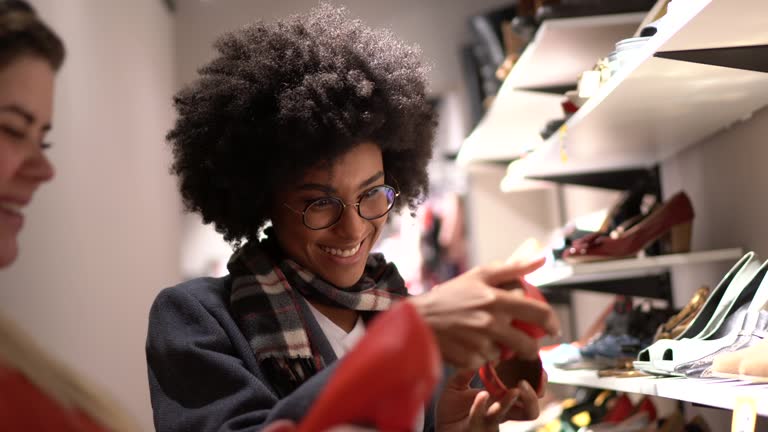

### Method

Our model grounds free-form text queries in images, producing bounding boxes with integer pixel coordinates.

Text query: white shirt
[307,303,426,432]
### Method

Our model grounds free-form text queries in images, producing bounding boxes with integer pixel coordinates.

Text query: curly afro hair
[168,3,436,243]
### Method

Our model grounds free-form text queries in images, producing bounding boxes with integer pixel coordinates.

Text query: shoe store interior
[1,0,767,431]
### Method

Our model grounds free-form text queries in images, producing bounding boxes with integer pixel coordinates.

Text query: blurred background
[1,0,767,430]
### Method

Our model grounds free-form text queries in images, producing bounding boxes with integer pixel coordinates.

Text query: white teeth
[321,242,361,257]
[0,202,22,213]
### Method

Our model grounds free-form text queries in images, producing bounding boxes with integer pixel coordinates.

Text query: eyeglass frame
[283,184,400,230]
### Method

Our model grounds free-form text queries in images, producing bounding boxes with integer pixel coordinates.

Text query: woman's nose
[22,145,55,183]
[333,203,367,238]
[0,141,55,185]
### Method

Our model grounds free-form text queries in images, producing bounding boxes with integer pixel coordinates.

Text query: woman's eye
[365,186,383,198]
[1,126,51,150]
[306,198,334,209]
[0,126,25,140]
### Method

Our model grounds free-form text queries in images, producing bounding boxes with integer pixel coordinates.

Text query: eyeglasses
[284,184,399,230]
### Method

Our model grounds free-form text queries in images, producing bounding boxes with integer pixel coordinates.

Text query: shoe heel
[664,221,692,253]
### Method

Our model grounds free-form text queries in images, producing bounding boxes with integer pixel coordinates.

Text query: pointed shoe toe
[298,301,441,432]
[562,191,695,263]
[711,348,748,379]
[737,340,768,382]
[635,253,764,375]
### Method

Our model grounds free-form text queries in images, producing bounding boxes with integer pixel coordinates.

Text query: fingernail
[480,390,491,403]
[490,401,502,412]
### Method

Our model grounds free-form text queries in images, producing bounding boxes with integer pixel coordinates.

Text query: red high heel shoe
[298,301,441,432]
[562,191,694,263]
[479,277,548,399]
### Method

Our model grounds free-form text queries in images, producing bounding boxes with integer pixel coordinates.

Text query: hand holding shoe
[408,257,560,369]
[437,369,546,432]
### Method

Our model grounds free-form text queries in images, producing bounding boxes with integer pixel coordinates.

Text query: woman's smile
[319,240,363,259]
[272,142,388,288]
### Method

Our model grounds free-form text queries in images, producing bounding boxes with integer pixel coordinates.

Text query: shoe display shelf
[501,0,768,188]
[545,366,768,416]
[527,248,743,301]
[456,0,768,421]
[457,12,645,165]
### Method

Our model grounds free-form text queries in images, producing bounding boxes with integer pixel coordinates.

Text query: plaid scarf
[228,230,407,397]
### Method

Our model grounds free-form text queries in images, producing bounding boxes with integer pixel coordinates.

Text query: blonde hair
[0,313,140,432]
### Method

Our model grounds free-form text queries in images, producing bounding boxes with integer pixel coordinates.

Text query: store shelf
[655,45,768,74]
[457,90,561,163]
[546,366,768,416]
[502,0,768,183]
[526,248,744,287]
[656,0,768,52]
[458,13,644,165]
[506,12,645,90]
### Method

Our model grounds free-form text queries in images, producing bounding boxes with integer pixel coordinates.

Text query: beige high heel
[712,339,768,382]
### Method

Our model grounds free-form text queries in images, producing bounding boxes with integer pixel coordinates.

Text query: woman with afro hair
[146,4,559,432]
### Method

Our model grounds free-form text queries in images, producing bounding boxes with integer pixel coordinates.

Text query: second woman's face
[0,56,55,268]
[271,142,389,288]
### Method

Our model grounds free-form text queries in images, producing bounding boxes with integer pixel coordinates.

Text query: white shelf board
[503,0,768,181]
[526,248,744,287]
[457,90,561,164]
[506,12,645,89]
[658,0,768,52]
[499,158,556,192]
[546,366,768,416]
[458,12,645,165]
[511,136,654,179]
[499,178,554,193]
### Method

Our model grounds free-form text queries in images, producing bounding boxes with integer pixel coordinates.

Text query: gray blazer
[146,276,437,432]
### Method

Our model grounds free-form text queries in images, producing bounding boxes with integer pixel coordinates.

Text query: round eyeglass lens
[359,185,396,219]
[304,198,343,229]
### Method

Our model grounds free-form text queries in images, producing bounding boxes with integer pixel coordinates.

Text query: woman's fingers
[489,291,560,337]
[428,295,553,364]
[468,391,493,431]
[538,370,548,398]
[486,388,520,422]
[485,322,539,360]
[451,329,502,363]
[433,284,557,338]
[514,380,540,420]
[440,338,488,369]
[483,257,546,286]
[467,389,526,431]
[446,368,480,390]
